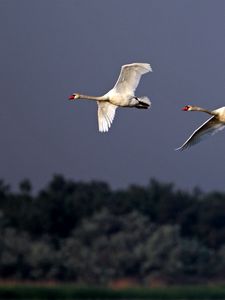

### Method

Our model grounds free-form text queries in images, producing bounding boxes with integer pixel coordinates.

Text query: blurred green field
[1,285,225,299]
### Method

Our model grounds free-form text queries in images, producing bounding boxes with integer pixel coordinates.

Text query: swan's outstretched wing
[97,101,117,132]
[176,116,225,151]
[113,63,152,94]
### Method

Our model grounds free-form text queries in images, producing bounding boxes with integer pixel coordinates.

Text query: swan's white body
[69,63,152,132]
[176,105,225,151]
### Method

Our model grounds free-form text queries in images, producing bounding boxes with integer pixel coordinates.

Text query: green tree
[0,228,31,279]
[59,209,155,284]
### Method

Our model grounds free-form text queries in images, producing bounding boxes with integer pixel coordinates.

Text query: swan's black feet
[135,101,149,109]
[136,105,148,109]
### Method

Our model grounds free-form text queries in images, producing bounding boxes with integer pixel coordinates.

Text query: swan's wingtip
[99,128,109,133]
[148,63,153,72]
[98,125,110,133]
[143,63,152,72]
[123,62,153,72]
[174,146,184,151]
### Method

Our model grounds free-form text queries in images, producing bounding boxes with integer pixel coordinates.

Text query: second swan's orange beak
[68,95,75,100]
[182,105,190,111]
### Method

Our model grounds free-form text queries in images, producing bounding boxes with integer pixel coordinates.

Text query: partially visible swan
[69,63,152,132]
[176,105,225,151]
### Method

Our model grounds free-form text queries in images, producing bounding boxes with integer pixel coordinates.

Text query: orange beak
[68,95,75,100]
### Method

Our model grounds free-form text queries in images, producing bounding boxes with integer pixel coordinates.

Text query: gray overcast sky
[0,0,225,192]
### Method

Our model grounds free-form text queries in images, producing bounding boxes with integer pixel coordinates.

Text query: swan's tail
[136,97,151,109]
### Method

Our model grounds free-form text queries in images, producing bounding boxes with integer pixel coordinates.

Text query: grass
[1,284,225,299]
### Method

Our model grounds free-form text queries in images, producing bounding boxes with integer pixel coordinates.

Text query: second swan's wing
[176,116,225,151]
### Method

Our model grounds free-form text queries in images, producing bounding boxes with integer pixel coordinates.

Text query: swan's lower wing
[176,116,225,151]
[97,102,117,132]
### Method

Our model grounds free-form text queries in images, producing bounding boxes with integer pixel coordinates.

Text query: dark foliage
[0,175,224,284]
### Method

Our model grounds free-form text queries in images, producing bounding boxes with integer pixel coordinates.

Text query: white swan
[176,105,225,151]
[69,63,152,132]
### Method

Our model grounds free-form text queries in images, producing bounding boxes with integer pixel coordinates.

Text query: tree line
[0,175,225,285]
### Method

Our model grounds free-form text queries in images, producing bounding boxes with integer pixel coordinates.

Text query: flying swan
[176,105,225,151]
[69,63,152,132]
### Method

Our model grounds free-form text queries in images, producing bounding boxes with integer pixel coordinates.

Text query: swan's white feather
[97,101,117,132]
[176,116,225,151]
[138,96,151,106]
[112,63,152,95]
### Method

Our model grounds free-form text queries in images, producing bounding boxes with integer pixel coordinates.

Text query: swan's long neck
[191,106,215,115]
[78,94,107,101]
